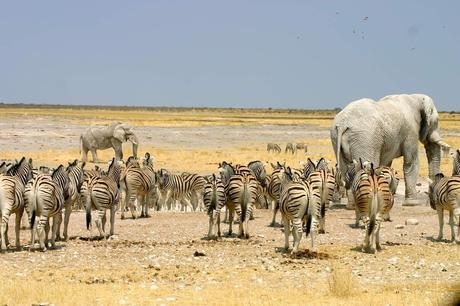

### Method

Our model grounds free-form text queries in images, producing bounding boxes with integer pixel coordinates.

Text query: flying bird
[363,16,368,21]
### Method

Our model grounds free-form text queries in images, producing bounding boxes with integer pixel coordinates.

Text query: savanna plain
[0,106,459,305]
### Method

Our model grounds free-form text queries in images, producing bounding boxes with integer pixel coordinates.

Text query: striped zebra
[304,158,336,234]
[203,174,226,239]
[267,143,281,153]
[85,158,121,238]
[25,164,69,251]
[453,149,460,176]
[348,160,395,253]
[56,160,86,241]
[285,143,296,154]
[279,166,321,253]
[0,157,33,251]
[247,160,270,211]
[156,169,205,211]
[218,162,258,237]
[267,162,303,227]
[120,154,156,219]
[296,143,308,155]
[428,173,460,243]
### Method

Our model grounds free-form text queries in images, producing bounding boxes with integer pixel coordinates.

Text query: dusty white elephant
[331,94,450,205]
[80,122,139,163]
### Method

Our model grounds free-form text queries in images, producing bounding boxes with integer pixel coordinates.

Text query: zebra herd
[267,142,308,155]
[0,149,459,253]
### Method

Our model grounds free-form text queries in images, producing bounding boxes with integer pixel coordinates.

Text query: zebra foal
[25,165,69,251]
[428,173,460,243]
[203,174,226,239]
[85,158,121,238]
[0,157,33,251]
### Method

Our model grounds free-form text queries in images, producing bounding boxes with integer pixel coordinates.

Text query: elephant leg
[91,149,99,164]
[81,147,89,163]
[113,144,123,161]
[402,151,419,200]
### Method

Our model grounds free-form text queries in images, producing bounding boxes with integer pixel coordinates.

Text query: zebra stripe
[453,149,460,176]
[85,158,121,238]
[279,166,321,253]
[225,173,258,239]
[350,162,395,253]
[306,158,336,234]
[429,173,460,243]
[25,164,68,250]
[266,143,281,153]
[203,174,226,238]
[120,155,156,219]
[0,157,33,251]
[55,160,86,241]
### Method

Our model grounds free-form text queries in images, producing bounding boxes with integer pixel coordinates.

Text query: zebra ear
[81,162,86,169]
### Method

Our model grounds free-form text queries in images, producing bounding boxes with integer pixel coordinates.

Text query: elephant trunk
[130,134,139,159]
[425,141,441,179]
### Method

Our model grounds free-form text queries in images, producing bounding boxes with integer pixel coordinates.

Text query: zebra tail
[86,196,92,230]
[30,189,38,229]
[305,213,312,237]
[210,185,217,215]
[368,192,378,237]
[241,182,248,222]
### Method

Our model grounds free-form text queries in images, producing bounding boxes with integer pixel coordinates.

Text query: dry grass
[328,263,356,298]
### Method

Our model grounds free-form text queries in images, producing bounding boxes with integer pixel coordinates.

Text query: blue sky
[0,1,459,110]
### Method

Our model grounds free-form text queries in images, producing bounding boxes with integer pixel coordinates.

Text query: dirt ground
[0,108,459,305]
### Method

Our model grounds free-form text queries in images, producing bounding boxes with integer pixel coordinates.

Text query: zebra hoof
[269,222,276,227]
[121,215,125,220]
[245,234,250,239]
[318,229,325,234]
[363,246,375,254]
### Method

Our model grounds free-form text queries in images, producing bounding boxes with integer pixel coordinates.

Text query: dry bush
[328,264,356,298]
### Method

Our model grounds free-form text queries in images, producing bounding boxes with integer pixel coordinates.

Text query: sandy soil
[0,110,459,305]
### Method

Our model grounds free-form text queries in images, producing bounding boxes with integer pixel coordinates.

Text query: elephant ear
[113,125,127,142]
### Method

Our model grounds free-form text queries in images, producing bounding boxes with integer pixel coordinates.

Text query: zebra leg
[109,205,116,236]
[15,209,24,250]
[291,218,303,254]
[30,222,37,250]
[319,202,326,234]
[362,218,372,253]
[228,206,234,236]
[309,217,318,252]
[282,216,290,250]
[436,207,444,241]
[95,209,106,238]
[102,212,107,233]
[223,209,229,223]
[37,216,48,251]
[376,222,382,251]
[216,210,221,238]
[50,215,60,249]
[237,211,244,238]
[455,209,460,244]
[354,204,360,228]
[208,211,214,238]
[63,201,72,241]
[270,201,279,227]
[0,213,8,251]
[130,195,138,219]
[449,210,455,242]
[44,219,50,248]
[121,190,129,220]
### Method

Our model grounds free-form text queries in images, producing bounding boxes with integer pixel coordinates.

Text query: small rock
[257,234,265,238]
[325,266,332,273]
[405,218,419,226]
[193,251,206,257]
[387,257,399,265]
[108,235,119,241]
[395,224,405,229]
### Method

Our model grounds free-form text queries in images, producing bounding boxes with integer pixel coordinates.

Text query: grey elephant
[80,122,139,163]
[331,94,450,205]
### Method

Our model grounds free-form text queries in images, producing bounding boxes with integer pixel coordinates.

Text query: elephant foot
[403,194,428,206]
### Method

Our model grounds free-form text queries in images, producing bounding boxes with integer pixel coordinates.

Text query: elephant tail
[335,125,348,172]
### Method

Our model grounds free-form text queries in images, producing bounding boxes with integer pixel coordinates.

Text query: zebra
[119,154,156,219]
[267,143,282,153]
[25,164,69,251]
[156,169,205,211]
[285,143,296,154]
[453,149,460,176]
[203,174,226,239]
[304,158,336,234]
[428,173,460,243]
[347,159,395,253]
[55,160,86,241]
[0,157,33,251]
[225,171,258,238]
[85,158,121,238]
[279,166,321,253]
[295,143,308,155]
